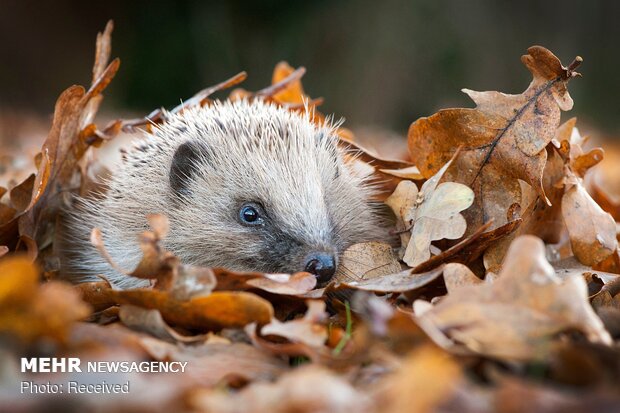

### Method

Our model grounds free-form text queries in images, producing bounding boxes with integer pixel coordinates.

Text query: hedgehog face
[161,101,382,285]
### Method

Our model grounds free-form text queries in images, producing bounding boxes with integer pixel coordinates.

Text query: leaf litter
[1,22,620,413]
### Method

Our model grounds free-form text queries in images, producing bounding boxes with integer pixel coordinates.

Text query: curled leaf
[562,173,617,266]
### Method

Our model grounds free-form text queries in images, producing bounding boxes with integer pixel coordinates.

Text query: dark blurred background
[1,0,619,137]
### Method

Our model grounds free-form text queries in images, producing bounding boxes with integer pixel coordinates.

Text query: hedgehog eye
[238,203,264,226]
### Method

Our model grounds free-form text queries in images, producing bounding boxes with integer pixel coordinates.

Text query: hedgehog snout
[304,252,337,285]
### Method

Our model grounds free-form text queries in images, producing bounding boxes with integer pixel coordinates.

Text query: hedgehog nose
[304,253,336,285]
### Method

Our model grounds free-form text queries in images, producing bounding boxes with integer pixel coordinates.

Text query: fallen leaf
[483,143,566,272]
[271,61,308,105]
[442,263,483,293]
[409,47,581,233]
[376,346,462,413]
[412,219,520,273]
[379,165,424,180]
[0,255,90,343]
[139,335,287,387]
[339,139,417,200]
[591,144,620,220]
[419,235,611,360]
[109,289,273,332]
[74,280,116,312]
[386,153,474,267]
[189,365,371,413]
[8,173,34,212]
[343,265,445,293]
[119,305,210,343]
[335,242,402,283]
[562,170,617,266]
[261,300,328,347]
[245,271,317,295]
[0,21,119,258]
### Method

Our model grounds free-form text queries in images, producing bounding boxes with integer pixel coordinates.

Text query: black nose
[304,253,336,284]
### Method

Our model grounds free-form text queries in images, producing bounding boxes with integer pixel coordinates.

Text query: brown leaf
[483,118,576,272]
[0,256,90,343]
[334,242,402,283]
[0,21,119,255]
[419,235,611,360]
[74,280,116,312]
[412,219,519,274]
[261,300,328,347]
[376,346,462,413]
[442,263,483,293]
[140,336,287,387]
[343,265,445,293]
[8,173,34,212]
[245,271,317,295]
[189,365,370,413]
[119,305,210,343]
[108,289,274,332]
[562,171,617,266]
[409,46,581,233]
[92,20,114,82]
[270,61,308,105]
[591,144,620,220]
[211,267,316,294]
[342,139,416,200]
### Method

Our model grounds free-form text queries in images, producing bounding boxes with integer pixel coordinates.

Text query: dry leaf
[0,256,90,343]
[119,305,211,343]
[0,21,119,258]
[139,335,287,387]
[409,47,581,233]
[419,235,611,360]
[442,263,483,293]
[410,219,520,274]
[109,289,274,332]
[335,242,402,283]
[379,165,424,180]
[189,365,371,413]
[261,300,328,347]
[562,170,617,266]
[376,346,462,413]
[343,265,445,293]
[386,154,474,267]
[245,271,317,295]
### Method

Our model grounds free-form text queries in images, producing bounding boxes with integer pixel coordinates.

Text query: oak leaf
[419,235,611,360]
[386,154,474,267]
[409,46,582,233]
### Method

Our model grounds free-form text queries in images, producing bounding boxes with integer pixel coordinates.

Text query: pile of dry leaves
[2,21,620,413]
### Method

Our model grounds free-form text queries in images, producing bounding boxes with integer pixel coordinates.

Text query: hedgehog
[60,99,385,289]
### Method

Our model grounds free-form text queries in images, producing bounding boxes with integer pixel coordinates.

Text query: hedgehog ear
[169,140,206,198]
